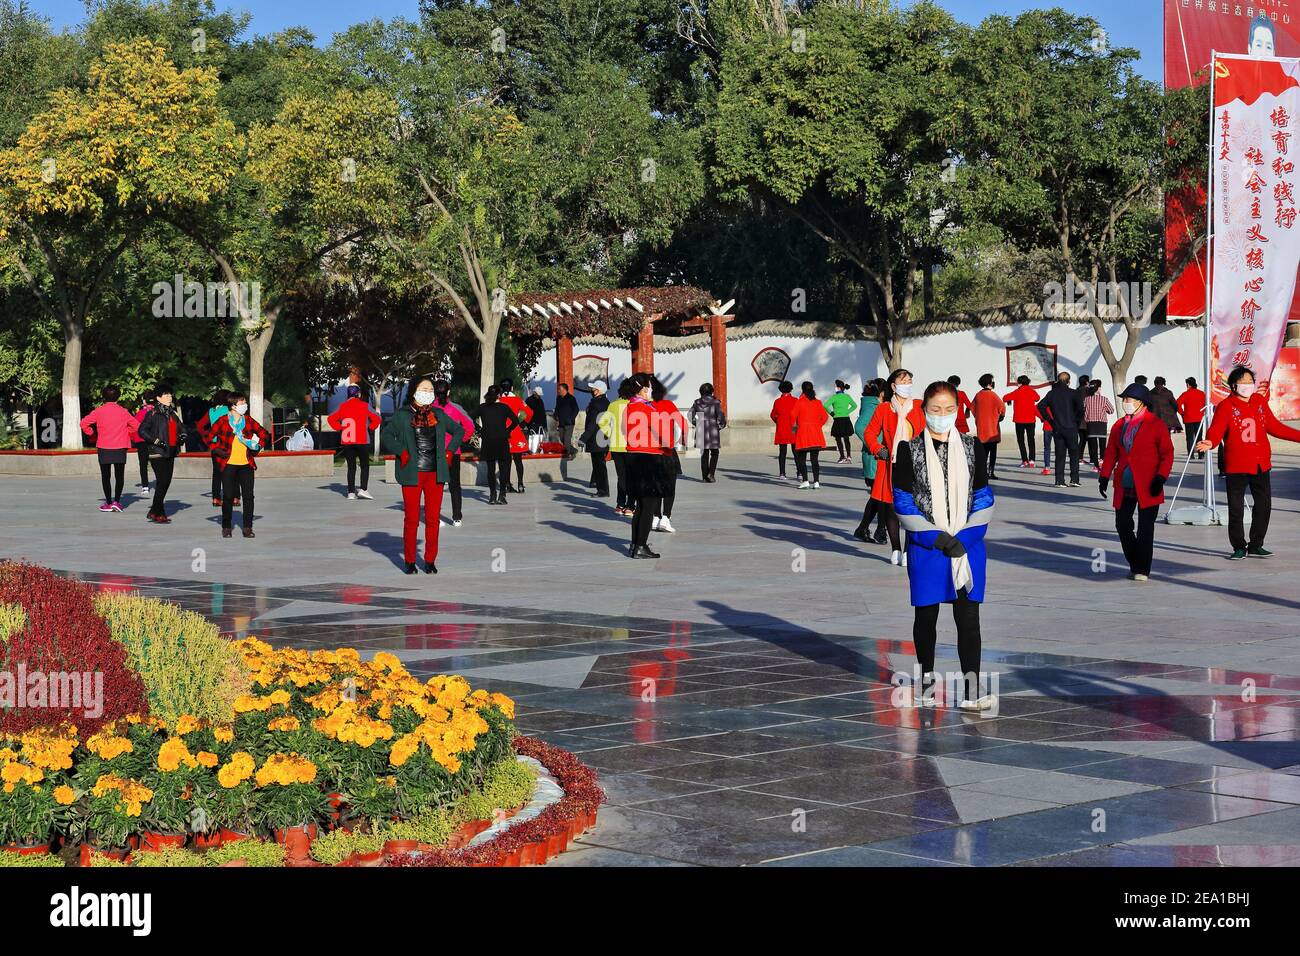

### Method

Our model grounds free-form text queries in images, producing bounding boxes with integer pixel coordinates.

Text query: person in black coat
[136,383,188,524]
[1038,372,1086,487]
[473,387,524,505]
[581,382,611,497]
[554,383,580,459]
[525,387,548,450]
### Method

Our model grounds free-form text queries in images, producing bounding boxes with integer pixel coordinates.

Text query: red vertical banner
[1166,1,1300,321]
[1208,53,1300,402]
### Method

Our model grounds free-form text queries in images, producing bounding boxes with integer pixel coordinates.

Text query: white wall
[527,321,1206,426]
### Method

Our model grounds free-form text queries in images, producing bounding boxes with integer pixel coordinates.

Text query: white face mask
[893,382,913,399]
[414,390,435,406]
[1123,401,1141,416]
[233,403,248,416]
[926,412,957,434]
[1236,383,1258,399]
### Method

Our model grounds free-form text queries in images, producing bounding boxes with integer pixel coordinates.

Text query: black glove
[875,446,890,461]
[1099,477,1109,498]
[935,532,966,559]
[1149,474,1166,497]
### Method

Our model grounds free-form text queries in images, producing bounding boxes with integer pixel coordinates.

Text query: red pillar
[556,334,574,388]
[709,313,728,415]
[632,317,656,374]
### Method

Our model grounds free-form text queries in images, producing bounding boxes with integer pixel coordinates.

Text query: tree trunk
[478,310,501,398]
[60,320,84,449]
[246,316,276,425]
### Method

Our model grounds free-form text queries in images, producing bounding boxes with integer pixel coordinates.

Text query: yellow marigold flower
[54,785,76,805]
[196,751,219,768]
[268,716,300,732]
[213,726,234,744]
[488,692,516,719]
[157,737,198,773]
[233,694,273,713]
[216,752,255,788]
[174,715,201,735]
[1,762,27,784]
[268,689,291,706]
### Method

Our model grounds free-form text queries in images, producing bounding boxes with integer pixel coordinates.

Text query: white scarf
[922,429,973,593]
[889,397,914,462]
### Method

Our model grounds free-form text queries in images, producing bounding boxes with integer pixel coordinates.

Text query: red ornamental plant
[393,736,605,868]
[0,564,147,735]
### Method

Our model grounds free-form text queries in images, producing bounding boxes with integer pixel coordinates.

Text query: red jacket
[80,403,139,451]
[654,399,686,450]
[1001,385,1043,424]
[954,390,973,434]
[971,389,1005,443]
[770,394,798,445]
[1176,388,1207,424]
[624,398,665,455]
[327,397,381,446]
[499,394,531,453]
[864,398,925,503]
[791,395,830,451]
[208,413,272,471]
[1204,393,1300,474]
[1099,411,1174,509]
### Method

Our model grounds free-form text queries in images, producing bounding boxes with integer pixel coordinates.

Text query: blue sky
[34,0,1163,79]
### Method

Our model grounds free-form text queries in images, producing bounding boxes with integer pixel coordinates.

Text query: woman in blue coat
[893,380,997,711]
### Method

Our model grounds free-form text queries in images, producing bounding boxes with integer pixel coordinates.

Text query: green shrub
[309,829,384,865]
[482,758,536,811]
[0,603,23,642]
[86,852,128,867]
[0,851,62,867]
[380,808,454,847]
[204,837,284,868]
[132,847,205,868]
[94,592,251,723]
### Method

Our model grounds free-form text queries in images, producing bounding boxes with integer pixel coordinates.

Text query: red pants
[401,473,445,564]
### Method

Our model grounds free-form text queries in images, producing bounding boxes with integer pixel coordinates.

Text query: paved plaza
[3,452,1300,866]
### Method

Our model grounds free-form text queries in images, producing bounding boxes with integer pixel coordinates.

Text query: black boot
[404,562,417,574]
[423,562,437,574]
[629,544,661,559]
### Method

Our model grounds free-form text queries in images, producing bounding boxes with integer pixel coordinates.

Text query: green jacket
[381,406,464,486]
[824,392,858,418]
[854,396,882,481]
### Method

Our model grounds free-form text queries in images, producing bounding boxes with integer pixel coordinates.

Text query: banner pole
[1203,50,1216,518]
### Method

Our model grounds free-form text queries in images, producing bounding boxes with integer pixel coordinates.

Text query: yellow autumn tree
[0,38,240,447]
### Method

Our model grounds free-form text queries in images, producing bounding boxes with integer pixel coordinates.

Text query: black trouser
[1225,469,1272,551]
[590,451,609,495]
[632,494,661,547]
[876,500,901,550]
[981,440,998,477]
[794,448,820,483]
[511,452,524,487]
[612,452,628,508]
[1054,431,1081,484]
[1087,435,1105,467]
[913,592,983,701]
[1183,423,1202,458]
[658,473,677,518]
[448,454,463,520]
[149,457,174,516]
[100,462,124,503]
[856,498,882,537]
[701,448,719,480]
[1116,493,1157,575]
[220,465,255,529]
[137,447,151,487]
[487,458,511,500]
[341,444,369,493]
[778,443,790,476]
[210,453,223,500]
[1015,422,1035,463]
[835,434,851,458]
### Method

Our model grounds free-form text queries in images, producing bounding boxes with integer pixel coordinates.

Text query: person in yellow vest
[600,379,636,516]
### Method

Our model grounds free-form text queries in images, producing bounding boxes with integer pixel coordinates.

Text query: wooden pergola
[507,286,738,411]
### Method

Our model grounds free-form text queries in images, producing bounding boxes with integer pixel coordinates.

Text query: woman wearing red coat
[865,368,926,565]
[327,384,382,499]
[770,381,798,479]
[1098,384,1174,581]
[1196,366,1300,559]
[791,381,830,489]
[498,379,532,493]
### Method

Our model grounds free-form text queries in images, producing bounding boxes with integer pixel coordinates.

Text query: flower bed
[0,564,602,866]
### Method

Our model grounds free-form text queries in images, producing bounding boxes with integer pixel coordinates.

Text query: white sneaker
[357,489,374,500]
[959,695,999,713]
[902,552,908,568]
[347,492,357,500]
[453,519,463,528]
[138,484,150,493]
[658,517,676,534]
[890,550,902,566]
[812,481,820,489]
[798,480,811,489]
[652,516,661,531]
